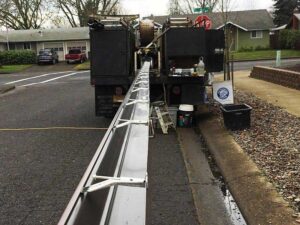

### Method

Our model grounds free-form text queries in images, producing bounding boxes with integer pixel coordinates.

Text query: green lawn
[74,61,90,70]
[0,64,32,74]
[232,50,300,61]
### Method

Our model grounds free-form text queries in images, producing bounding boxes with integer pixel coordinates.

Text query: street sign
[194,15,212,30]
[194,7,210,13]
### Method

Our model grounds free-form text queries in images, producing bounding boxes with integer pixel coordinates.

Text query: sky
[121,0,274,17]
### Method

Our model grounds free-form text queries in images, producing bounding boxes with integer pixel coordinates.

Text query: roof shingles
[0,27,89,43]
[147,9,275,31]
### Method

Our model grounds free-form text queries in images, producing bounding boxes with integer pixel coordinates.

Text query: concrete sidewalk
[217,70,300,117]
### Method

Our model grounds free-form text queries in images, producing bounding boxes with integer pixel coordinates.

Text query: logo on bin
[217,87,230,100]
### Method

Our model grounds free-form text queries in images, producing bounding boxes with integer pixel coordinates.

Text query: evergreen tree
[273,0,299,26]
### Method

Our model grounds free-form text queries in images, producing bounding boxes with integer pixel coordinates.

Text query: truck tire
[95,86,115,118]
[95,85,128,118]
[96,95,115,118]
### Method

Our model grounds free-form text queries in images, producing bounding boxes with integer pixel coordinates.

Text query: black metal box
[220,104,252,130]
[164,28,206,57]
[90,28,135,80]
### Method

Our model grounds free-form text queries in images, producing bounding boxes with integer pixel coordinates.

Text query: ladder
[151,101,175,134]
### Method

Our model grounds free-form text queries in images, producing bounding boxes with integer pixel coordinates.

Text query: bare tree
[56,0,121,27]
[169,0,218,14]
[169,0,182,15]
[0,0,48,29]
[184,0,219,13]
[216,0,236,80]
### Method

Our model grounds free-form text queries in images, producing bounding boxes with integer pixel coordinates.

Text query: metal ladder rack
[58,61,151,225]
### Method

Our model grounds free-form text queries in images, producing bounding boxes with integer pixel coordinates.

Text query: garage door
[66,41,87,56]
[44,42,64,61]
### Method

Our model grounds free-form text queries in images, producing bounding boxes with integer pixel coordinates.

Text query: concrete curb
[0,85,15,94]
[177,128,234,225]
[197,116,297,225]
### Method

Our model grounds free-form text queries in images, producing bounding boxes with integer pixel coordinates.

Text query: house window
[24,43,31,50]
[250,31,263,39]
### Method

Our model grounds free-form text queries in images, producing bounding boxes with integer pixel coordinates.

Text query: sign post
[276,50,281,67]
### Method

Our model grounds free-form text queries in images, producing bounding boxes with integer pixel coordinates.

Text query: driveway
[24,62,76,73]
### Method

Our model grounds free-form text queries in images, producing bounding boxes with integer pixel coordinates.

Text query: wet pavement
[178,128,246,225]
[147,131,199,225]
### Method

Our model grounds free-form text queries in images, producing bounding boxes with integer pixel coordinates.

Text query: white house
[0,27,90,61]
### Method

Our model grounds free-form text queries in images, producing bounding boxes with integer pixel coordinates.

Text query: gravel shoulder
[209,88,299,215]
[211,71,300,221]
[233,90,300,213]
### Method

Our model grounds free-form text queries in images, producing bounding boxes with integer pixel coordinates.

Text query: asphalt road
[147,132,199,225]
[0,69,199,225]
[0,70,110,225]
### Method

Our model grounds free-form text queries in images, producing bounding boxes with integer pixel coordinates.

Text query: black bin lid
[220,104,252,112]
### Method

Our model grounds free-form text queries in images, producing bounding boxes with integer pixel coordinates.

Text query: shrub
[279,30,300,49]
[0,50,36,65]
[255,45,270,51]
[238,46,254,52]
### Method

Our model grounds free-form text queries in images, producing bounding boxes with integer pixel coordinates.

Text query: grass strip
[0,64,32,74]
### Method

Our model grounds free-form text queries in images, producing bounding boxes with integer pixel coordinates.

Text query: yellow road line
[0,127,108,131]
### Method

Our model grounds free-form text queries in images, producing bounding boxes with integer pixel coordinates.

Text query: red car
[65,49,87,64]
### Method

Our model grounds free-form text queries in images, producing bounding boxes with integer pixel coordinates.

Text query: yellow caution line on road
[0,127,108,131]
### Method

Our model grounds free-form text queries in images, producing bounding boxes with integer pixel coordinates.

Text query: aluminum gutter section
[58,61,150,225]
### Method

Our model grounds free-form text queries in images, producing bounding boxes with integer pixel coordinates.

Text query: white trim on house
[271,24,287,31]
[294,13,300,20]
[216,21,248,31]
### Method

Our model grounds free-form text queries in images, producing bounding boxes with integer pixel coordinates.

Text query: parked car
[37,49,59,65]
[65,49,87,64]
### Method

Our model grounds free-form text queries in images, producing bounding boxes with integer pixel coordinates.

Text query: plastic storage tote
[220,104,252,130]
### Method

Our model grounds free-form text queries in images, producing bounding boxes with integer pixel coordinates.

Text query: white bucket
[179,104,194,112]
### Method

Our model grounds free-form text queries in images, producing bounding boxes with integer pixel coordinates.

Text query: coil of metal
[139,19,155,47]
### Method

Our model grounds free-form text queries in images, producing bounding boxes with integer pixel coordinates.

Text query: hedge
[279,30,300,49]
[0,50,36,65]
